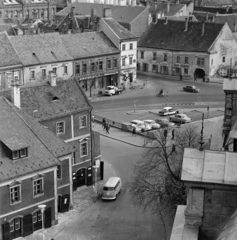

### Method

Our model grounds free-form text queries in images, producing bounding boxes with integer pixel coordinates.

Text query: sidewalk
[22,160,115,240]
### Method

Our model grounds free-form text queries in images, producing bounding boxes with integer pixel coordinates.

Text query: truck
[104,86,123,96]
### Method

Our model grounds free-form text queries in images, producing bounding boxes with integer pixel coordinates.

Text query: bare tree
[87,78,96,98]
[129,125,203,236]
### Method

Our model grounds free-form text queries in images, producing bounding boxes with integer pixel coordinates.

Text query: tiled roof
[56,2,147,24]
[60,31,120,59]
[214,14,237,31]
[0,79,92,121]
[9,32,73,66]
[182,148,237,185]
[0,24,16,35]
[150,3,186,16]
[0,32,22,68]
[0,97,73,182]
[164,15,198,21]
[102,18,138,39]
[138,19,225,52]
[194,6,232,14]
[200,0,237,7]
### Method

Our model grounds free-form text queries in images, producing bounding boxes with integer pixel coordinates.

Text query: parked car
[159,107,179,116]
[155,118,175,128]
[130,120,152,132]
[143,120,160,129]
[183,85,199,93]
[104,86,123,96]
[169,114,191,124]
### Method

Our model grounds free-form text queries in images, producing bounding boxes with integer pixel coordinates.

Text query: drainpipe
[90,108,94,170]
[48,0,50,21]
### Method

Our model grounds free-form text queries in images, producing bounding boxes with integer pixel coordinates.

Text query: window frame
[163,53,167,62]
[185,57,189,64]
[10,184,21,205]
[80,141,88,157]
[42,68,46,78]
[12,148,28,160]
[113,58,117,68]
[57,165,62,179]
[129,43,133,50]
[122,58,125,66]
[107,59,111,69]
[129,56,133,65]
[33,178,44,198]
[30,70,35,80]
[197,58,205,66]
[91,62,95,72]
[75,64,80,75]
[56,121,65,135]
[64,65,68,74]
[122,44,126,51]
[140,51,144,59]
[222,56,226,63]
[79,115,87,129]
[82,63,87,74]
[177,56,180,63]
[153,52,157,61]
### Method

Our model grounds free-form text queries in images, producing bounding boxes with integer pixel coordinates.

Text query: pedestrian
[180,74,183,81]
[106,123,110,134]
[163,129,168,138]
[102,118,106,130]
[172,129,175,140]
[92,115,95,127]
[132,127,136,136]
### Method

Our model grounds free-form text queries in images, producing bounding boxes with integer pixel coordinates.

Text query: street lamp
[93,165,100,197]
[38,204,46,240]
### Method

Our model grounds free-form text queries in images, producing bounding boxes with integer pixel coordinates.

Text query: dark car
[183,86,199,93]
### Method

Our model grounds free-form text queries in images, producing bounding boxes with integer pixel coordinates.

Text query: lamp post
[93,165,100,197]
[38,204,46,240]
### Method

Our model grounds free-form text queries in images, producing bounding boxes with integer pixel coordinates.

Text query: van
[102,177,122,200]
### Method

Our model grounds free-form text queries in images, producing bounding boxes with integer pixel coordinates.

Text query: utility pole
[199,113,205,150]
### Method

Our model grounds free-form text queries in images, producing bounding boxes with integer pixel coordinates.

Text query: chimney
[164,16,168,24]
[212,14,215,22]
[70,6,75,30]
[154,1,157,11]
[167,2,170,13]
[201,21,205,36]
[206,12,209,21]
[11,79,21,109]
[184,17,188,31]
[49,71,56,87]
[103,8,112,18]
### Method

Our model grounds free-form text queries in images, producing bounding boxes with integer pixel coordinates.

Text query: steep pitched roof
[150,3,186,16]
[101,18,138,39]
[56,2,147,24]
[0,31,22,68]
[9,32,73,66]
[194,6,232,14]
[0,79,92,121]
[200,0,237,7]
[0,97,73,182]
[60,31,120,59]
[214,14,237,31]
[138,19,225,52]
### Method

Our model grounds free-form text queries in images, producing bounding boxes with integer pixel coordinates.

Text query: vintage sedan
[130,120,152,132]
[159,107,179,116]
[143,120,160,129]
[169,114,191,124]
[183,86,199,93]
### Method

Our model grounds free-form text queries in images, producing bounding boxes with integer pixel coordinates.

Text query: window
[152,65,157,72]
[177,56,180,63]
[75,64,80,75]
[197,58,205,66]
[164,54,167,62]
[33,178,43,197]
[153,52,157,61]
[12,148,28,160]
[113,59,117,68]
[185,57,189,64]
[80,141,88,157]
[14,71,19,81]
[10,185,21,204]
[64,65,68,74]
[122,58,125,66]
[56,121,65,135]
[184,68,189,74]
[107,59,111,69]
[53,67,57,74]
[122,44,126,51]
[140,51,144,59]
[175,67,180,74]
[129,43,133,50]
[79,115,87,128]
[129,56,133,65]
[82,63,87,74]
[57,165,62,179]
[30,70,35,80]
[222,57,226,63]
[99,61,103,70]
[91,62,95,72]
[42,69,46,78]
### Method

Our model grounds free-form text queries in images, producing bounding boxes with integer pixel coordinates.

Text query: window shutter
[44,208,52,229]
[23,214,33,237]
[2,222,11,240]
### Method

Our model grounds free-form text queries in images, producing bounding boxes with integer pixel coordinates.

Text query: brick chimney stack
[11,78,21,109]
[201,21,205,36]
[184,17,188,31]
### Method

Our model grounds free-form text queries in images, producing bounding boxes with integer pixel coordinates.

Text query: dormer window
[12,148,28,160]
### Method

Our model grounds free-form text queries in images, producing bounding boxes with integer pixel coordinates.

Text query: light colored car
[169,114,191,124]
[130,120,152,132]
[155,118,175,128]
[143,120,160,129]
[159,107,179,116]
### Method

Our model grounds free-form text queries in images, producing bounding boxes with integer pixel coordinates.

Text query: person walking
[180,73,183,81]
[102,118,106,130]
[171,129,175,140]
[163,129,168,139]
[194,75,197,81]
[132,126,136,136]
[106,123,110,134]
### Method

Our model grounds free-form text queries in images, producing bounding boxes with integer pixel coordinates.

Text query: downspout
[48,0,50,20]
[90,108,94,168]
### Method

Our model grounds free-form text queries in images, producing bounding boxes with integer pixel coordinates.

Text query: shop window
[152,65,157,72]
[175,67,180,74]
[184,68,189,75]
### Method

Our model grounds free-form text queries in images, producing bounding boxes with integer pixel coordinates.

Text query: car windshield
[106,87,113,90]
[103,186,114,191]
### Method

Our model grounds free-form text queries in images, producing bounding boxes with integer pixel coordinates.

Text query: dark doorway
[129,73,133,82]
[73,168,86,189]
[194,68,205,78]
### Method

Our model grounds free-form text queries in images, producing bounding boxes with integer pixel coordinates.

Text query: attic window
[32,53,36,56]
[49,92,60,102]
[12,148,28,160]
[52,96,59,101]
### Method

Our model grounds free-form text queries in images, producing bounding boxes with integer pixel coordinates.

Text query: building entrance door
[76,168,86,188]
[10,217,22,239]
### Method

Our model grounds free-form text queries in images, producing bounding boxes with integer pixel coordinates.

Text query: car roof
[144,120,154,122]
[106,85,114,87]
[176,114,187,117]
[104,177,121,187]
[131,120,144,123]
[163,107,173,110]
